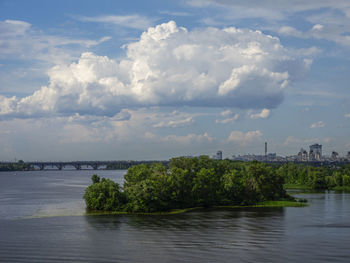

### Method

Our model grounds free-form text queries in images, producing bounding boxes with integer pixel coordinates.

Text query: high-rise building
[297,148,308,161]
[216,150,222,160]
[309,144,322,160]
[331,151,339,160]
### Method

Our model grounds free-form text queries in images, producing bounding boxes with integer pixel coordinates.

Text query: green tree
[192,168,217,206]
[168,167,192,208]
[124,164,152,188]
[91,174,100,184]
[309,170,327,189]
[221,169,245,205]
[84,176,126,211]
[334,171,343,186]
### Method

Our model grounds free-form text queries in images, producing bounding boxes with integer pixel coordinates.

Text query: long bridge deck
[0,159,348,170]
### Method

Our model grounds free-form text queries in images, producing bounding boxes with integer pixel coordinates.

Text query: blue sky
[0,0,349,161]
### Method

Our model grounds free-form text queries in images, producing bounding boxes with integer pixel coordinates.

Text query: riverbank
[284,184,312,190]
[284,183,350,192]
[85,200,307,216]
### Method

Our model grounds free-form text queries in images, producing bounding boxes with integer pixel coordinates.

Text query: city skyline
[1,0,350,161]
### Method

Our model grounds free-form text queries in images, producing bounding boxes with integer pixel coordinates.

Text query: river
[0,170,349,262]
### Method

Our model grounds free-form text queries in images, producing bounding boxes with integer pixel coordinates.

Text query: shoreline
[85,200,308,216]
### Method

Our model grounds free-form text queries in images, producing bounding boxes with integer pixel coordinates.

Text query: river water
[0,170,349,262]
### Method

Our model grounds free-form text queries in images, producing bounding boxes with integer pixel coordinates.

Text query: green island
[83,156,319,214]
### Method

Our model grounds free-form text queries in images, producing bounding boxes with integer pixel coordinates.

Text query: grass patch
[254,200,307,207]
[284,184,312,190]
[218,200,307,208]
[85,201,307,216]
[85,207,202,216]
[332,186,350,192]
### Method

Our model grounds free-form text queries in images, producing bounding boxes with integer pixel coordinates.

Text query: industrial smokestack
[265,142,267,157]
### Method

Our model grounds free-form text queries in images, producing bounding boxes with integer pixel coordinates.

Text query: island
[83,156,308,214]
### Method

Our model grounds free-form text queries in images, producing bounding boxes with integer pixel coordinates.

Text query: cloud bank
[0,21,309,118]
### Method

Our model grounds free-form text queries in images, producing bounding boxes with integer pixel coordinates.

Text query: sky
[0,0,350,161]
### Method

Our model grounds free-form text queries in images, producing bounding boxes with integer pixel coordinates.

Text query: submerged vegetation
[84,156,295,213]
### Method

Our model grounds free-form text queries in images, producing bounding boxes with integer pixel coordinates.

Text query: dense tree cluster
[278,163,350,190]
[0,160,31,171]
[84,156,289,213]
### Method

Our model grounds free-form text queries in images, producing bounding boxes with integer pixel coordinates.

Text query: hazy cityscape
[214,143,350,163]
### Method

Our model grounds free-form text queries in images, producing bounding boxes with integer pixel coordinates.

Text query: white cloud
[276,12,350,47]
[75,14,155,30]
[310,121,325,128]
[283,135,331,147]
[249,108,270,119]
[159,10,192,17]
[283,136,301,146]
[294,47,322,57]
[278,21,350,47]
[216,110,239,124]
[312,24,324,31]
[227,130,262,145]
[345,113,350,118]
[278,26,303,37]
[220,109,233,117]
[60,124,103,143]
[153,117,194,128]
[162,132,215,144]
[186,0,350,18]
[216,115,239,124]
[187,1,350,47]
[0,19,110,64]
[0,21,309,118]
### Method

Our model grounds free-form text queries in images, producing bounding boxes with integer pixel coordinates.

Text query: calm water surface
[0,170,350,262]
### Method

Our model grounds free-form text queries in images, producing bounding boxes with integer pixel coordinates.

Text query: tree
[221,169,245,205]
[84,176,125,211]
[91,174,100,184]
[309,170,327,189]
[124,164,152,188]
[192,168,217,207]
[168,167,192,208]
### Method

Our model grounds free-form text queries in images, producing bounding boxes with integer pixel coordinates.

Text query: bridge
[1,159,348,171]
[0,160,169,170]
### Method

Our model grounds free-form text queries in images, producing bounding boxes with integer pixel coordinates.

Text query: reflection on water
[0,170,125,219]
[1,171,350,262]
[83,208,287,263]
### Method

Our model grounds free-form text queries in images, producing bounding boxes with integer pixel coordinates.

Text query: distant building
[297,148,308,161]
[216,150,222,160]
[309,144,322,161]
[331,151,339,160]
[266,153,276,161]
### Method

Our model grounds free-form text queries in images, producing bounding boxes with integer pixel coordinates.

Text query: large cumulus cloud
[0,21,309,118]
